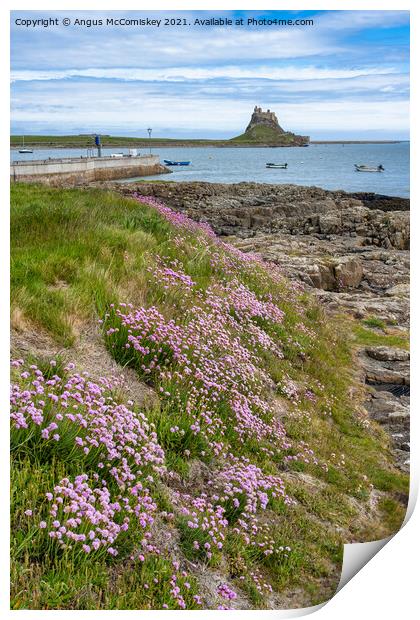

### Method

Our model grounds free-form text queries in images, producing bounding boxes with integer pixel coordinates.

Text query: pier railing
[11,154,155,166]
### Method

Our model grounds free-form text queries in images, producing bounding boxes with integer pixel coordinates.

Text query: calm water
[11,142,409,198]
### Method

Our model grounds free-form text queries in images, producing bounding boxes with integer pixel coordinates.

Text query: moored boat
[266,162,288,169]
[18,136,33,154]
[354,164,384,172]
[164,159,191,166]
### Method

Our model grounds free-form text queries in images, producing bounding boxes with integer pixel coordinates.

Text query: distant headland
[10,106,403,149]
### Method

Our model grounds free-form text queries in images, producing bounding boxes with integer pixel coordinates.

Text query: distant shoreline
[311,140,404,145]
[10,137,406,150]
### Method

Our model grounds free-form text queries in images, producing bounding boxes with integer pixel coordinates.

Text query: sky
[10,10,410,140]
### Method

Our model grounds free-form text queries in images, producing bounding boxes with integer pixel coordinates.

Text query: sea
[10,141,409,198]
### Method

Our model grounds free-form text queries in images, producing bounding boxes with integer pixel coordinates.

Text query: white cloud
[11,79,409,135]
[11,20,345,70]
[10,10,409,138]
[10,64,403,83]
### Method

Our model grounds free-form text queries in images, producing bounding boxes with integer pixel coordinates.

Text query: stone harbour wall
[10,155,169,186]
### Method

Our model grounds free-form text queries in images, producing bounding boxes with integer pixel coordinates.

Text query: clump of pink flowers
[104,262,294,455]
[134,194,216,239]
[217,582,237,600]
[11,361,164,558]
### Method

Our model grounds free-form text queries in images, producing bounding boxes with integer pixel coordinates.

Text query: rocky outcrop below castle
[231,106,309,146]
[119,180,410,470]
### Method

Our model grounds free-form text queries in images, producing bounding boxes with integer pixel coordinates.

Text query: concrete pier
[10,154,168,185]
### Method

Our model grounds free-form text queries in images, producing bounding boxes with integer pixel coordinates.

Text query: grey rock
[359,355,409,385]
[334,257,364,289]
[366,346,410,362]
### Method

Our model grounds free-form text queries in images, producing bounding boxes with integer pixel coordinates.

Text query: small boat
[18,136,33,154]
[164,159,191,166]
[266,162,288,169]
[354,164,384,172]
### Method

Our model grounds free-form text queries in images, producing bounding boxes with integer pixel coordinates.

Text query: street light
[147,128,152,154]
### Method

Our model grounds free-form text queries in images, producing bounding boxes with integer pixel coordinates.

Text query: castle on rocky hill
[231,105,309,146]
[246,106,285,133]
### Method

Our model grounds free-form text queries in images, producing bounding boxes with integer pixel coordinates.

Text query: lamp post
[147,128,152,154]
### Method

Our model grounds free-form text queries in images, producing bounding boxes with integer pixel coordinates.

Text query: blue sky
[10,10,410,139]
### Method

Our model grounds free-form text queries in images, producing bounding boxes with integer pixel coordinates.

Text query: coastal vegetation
[230,125,301,145]
[10,135,221,148]
[352,322,409,350]
[10,184,408,609]
[10,134,305,149]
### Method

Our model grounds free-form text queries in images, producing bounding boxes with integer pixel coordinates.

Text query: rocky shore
[119,181,410,470]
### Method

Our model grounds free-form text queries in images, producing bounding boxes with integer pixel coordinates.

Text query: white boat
[18,136,33,154]
[354,164,384,172]
[266,162,288,169]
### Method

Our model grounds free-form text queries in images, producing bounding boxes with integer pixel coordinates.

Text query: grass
[11,184,172,345]
[11,134,223,147]
[352,323,409,349]
[10,184,409,609]
[11,133,290,149]
[362,316,387,329]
